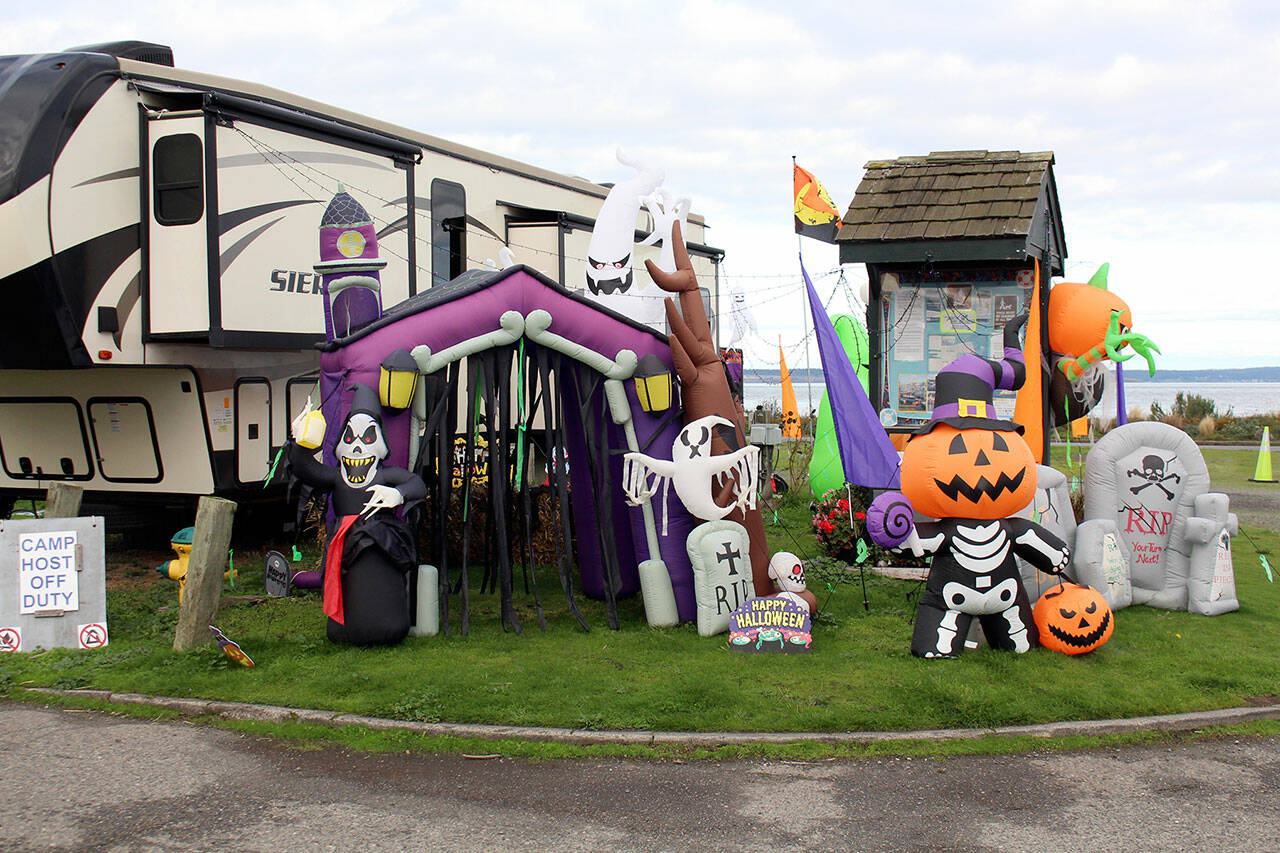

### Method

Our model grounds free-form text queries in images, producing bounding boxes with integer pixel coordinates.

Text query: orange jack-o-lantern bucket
[1033,582,1114,655]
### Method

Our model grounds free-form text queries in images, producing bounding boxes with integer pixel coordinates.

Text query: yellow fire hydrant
[156,527,234,602]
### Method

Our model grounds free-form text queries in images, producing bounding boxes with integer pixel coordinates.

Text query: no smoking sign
[77,623,108,650]
[0,627,20,652]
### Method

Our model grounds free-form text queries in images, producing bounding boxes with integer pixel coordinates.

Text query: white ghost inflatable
[585,149,667,329]
[727,285,759,347]
[640,188,691,274]
[622,415,760,533]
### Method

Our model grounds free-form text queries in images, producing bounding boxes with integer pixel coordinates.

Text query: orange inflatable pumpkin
[1046,269,1132,358]
[1033,582,1114,655]
[902,424,1037,520]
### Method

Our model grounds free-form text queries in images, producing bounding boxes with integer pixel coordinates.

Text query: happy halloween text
[732,599,808,629]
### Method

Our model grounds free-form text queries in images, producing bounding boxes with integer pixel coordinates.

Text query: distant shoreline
[743,366,1280,384]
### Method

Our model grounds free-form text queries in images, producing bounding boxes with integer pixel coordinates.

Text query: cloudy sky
[4,0,1277,370]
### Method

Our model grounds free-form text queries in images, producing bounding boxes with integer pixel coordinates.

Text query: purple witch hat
[916,314,1028,435]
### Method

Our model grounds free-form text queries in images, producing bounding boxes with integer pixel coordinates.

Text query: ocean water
[744,379,1280,418]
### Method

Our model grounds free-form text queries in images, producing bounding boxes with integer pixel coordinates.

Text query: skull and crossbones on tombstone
[1127,454,1181,500]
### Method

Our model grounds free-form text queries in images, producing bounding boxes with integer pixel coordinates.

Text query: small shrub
[378,688,444,722]
[1197,415,1217,438]
[1126,407,1146,423]
[1173,392,1217,422]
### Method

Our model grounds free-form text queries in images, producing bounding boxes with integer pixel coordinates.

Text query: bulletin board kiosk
[837,150,1067,458]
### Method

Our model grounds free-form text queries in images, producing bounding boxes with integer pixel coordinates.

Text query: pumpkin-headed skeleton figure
[868,315,1071,658]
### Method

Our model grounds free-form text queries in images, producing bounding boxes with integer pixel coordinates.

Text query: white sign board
[19,530,79,613]
[1,517,105,652]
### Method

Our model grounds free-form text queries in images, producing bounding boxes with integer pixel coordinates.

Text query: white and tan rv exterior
[0,41,723,509]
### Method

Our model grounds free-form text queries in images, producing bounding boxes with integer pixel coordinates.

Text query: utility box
[0,516,108,652]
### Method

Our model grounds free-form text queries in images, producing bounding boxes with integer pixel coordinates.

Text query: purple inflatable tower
[315,186,386,341]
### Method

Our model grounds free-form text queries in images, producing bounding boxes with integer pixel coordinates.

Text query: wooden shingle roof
[837,150,1065,272]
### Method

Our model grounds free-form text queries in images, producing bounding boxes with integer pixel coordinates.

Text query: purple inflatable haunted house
[315,186,385,341]
[311,262,702,632]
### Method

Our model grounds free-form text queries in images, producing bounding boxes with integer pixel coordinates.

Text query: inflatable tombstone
[1072,519,1134,610]
[686,520,755,636]
[1185,493,1240,615]
[1014,465,1079,601]
[1081,421,1236,611]
[287,384,427,645]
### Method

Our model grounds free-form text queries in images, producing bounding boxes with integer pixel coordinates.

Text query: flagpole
[793,156,815,431]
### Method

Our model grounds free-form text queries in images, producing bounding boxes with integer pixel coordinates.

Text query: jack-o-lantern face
[902,424,1036,519]
[1033,583,1114,655]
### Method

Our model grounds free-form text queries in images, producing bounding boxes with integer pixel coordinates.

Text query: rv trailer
[0,41,723,511]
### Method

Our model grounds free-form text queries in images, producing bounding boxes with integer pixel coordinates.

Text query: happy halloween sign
[728,597,811,653]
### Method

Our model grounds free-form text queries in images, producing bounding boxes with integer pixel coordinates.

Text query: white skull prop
[336,412,387,488]
[768,551,807,593]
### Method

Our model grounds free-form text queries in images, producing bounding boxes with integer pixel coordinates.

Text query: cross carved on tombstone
[717,542,742,576]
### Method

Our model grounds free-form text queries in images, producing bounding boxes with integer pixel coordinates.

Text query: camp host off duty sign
[0,517,106,653]
[19,530,78,614]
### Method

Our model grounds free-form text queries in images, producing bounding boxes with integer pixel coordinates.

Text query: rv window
[431,178,466,286]
[153,133,204,226]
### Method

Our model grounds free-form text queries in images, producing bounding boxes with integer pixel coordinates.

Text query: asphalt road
[3,702,1278,852]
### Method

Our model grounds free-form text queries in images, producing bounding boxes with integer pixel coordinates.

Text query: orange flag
[1014,262,1045,462]
[779,339,802,439]
[794,162,844,244]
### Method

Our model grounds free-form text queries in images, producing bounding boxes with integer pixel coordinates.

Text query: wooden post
[45,483,84,519]
[173,496,237,651]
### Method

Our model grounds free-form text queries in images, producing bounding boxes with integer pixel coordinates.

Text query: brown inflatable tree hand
[645,224,807,606]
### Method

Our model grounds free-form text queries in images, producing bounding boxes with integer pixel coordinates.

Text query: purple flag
[802,257,901,489]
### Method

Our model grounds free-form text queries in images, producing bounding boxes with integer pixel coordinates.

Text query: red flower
[855,512,866,520]
[837,499,850,512]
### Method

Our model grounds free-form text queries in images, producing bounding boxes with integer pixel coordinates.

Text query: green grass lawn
[4,448,1277,739]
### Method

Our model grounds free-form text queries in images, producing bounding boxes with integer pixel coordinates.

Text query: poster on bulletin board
[880,269,1029,430]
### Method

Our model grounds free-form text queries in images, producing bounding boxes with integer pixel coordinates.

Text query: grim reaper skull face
[336,413,387,488]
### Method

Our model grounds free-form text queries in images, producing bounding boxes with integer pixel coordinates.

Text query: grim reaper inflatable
[288,384,427,646]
